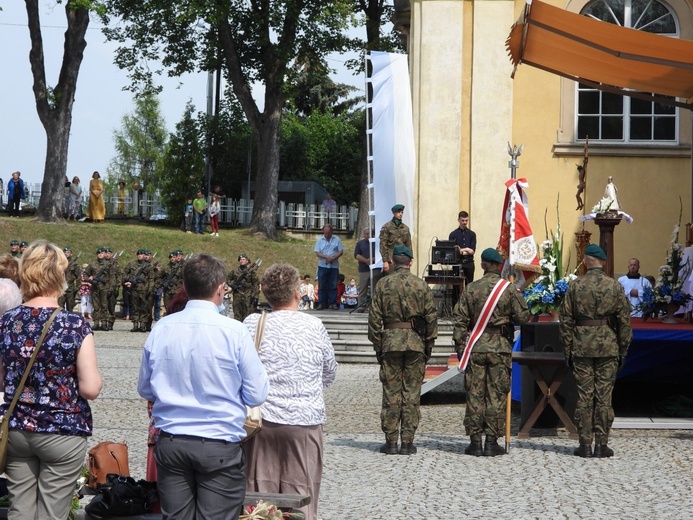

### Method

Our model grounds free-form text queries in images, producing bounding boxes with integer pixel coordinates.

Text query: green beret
[137,249,146,255]
[238,254,249,261]
[10,240,19,245]
[481,248,503,264]
[63,247,72,252]
[145,249,151,255]
[176,250,183,255]
[584,244,607,260]
[105,247,112,253]
[169,251,177,258]
[20,242,28,247]
[393,244,413,259]
[391,204,405,213]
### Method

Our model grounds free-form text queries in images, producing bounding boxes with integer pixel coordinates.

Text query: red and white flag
[497,178,541,289]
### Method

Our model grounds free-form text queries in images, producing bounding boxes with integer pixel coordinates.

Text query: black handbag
[85,474,158,519]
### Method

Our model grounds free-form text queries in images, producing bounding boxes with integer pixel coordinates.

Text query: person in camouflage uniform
[143,250,159,331]
[559,244,632,458]
[123,249,154,332]
[453,248,530,457]
[227,254,259,322]
[105,248,121,330]
[59,247,81,312]
[85,247,111,331]
[9,240,21,258]
[379,204,412,275]
[368,245,437,456]
[160,251,185,311]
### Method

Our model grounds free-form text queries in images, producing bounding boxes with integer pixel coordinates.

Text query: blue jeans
[317,266,339,307]
[194,212,205,233]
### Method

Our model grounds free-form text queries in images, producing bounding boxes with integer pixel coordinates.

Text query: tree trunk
[26,0,89,222]
[249,110,282,239]
[37,118,72,220]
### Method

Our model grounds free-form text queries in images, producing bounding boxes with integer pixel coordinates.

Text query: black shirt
[448,227,477,262]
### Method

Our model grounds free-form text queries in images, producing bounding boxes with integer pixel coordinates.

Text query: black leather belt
[576,319,609,326]
[384,322,413,330]
[159,431,232,444]
[460,257,474,264]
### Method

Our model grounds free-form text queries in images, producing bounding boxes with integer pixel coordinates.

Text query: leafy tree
[24,0,93,221]
[100,1,353,239]
[160,101,206,226]
[106,93,168,192]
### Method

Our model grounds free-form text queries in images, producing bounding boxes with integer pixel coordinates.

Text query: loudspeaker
[520,322,562,353]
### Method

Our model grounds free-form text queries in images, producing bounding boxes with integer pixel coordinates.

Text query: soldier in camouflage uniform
[227,254,259,322]
[60,247,81,312]
[453,248,529,457]
[368,245,437,456]
[160,251,185,311]
[123,249,153,332]
[85,247,111,330]
[143,250,159,331]
[9,240,21,258]
[105,248,121,330]
[379,204,412,275]
[559,244,632,458]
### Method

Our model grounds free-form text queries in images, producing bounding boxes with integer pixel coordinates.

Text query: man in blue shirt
[314,224,344,310]
[138,253,269,519]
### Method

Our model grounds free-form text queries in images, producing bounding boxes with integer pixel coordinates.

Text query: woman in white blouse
[243,264,337,520]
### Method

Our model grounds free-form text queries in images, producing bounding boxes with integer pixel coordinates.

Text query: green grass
[1,217,359,281]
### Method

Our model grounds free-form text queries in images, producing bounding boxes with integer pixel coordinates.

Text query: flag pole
[505,142,523,454]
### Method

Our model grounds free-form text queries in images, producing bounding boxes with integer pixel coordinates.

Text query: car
[149,207,169,221]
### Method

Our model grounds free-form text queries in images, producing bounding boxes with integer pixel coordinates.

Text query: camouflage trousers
[463,352,511,440]
[232,295,255,323]
[58,290,76,313]
[107,290,118,324]
[572,356,619,445]
[132,289,151,326]
[91,286,109,324]
[379,351,426,443]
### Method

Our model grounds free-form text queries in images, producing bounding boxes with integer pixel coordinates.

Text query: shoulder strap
[6,307,61,418]
[254,311,268,352]
[458,279,511,371]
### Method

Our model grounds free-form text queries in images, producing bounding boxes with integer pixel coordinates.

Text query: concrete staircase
[313,310,455,364]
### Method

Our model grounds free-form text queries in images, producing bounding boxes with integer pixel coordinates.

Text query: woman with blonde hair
[87,171,105,223]
[243,263,337,520]
[0,240,102,519]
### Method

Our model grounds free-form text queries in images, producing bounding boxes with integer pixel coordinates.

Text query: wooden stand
[594,213,622,278]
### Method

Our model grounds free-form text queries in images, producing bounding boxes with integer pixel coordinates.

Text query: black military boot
[573,444,593,458]
[130,322,140,332]
[399,442,417,455]
[92,321,101,331]
[593,444,614,458]
[379,441,399,455]
[464,440,483,457]
[483,436,506,457]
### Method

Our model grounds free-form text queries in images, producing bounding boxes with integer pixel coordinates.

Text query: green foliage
[106,93,168,192]
[160,101,206,226]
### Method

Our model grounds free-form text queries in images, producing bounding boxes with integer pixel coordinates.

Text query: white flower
[546,263,556,273]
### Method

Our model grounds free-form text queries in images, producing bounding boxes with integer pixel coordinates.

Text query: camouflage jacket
[108,259,121,291]
[85,259,111,290]
[368,266,438,354]
[453,271,530,354]
[160,262,184,293]
[379,219,412,264]
[65,259,81,291]
[123,260,153,292]
[227,266,259,298]
[559,267,632,358]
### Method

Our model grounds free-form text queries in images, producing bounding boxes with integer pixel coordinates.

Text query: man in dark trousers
[449,210,476,303]
[559,244,632,458]
[453,248,529,457]
[368,245,437,456]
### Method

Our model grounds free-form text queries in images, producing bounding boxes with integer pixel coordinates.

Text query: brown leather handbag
[87,441,130,490]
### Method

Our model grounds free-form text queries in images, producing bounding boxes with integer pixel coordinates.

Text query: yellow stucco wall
[407,0,693,280]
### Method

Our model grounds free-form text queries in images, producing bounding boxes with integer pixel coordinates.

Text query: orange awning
[506,0,693,109]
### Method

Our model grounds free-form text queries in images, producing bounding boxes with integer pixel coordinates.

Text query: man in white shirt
[138,253,269,519]
[618,258,652,317]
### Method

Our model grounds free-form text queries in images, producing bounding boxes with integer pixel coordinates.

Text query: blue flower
[541,292,555,304]
[532,283,546,295]
[555,280,569,294]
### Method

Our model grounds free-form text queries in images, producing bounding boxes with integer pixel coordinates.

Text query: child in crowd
[184,198,194,233]
[337,274,346,310]
[79,263,93,320]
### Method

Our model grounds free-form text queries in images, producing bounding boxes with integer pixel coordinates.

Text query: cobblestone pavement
[93,322,693,519]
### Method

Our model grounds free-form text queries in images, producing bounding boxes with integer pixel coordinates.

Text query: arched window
[576,0,679,143]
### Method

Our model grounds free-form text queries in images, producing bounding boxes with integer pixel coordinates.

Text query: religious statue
[604,176,620,211]
[575,137,589,211]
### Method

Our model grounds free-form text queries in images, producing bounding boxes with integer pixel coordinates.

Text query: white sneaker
[210,232,215,235]
[215,233,219,236]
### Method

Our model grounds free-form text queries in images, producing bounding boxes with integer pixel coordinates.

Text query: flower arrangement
[522,210,578,315]
[240,501,303,520]
[592,197,614,214]
[638,222,692,320]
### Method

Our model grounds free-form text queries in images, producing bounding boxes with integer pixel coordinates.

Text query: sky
[0,3,365,188]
